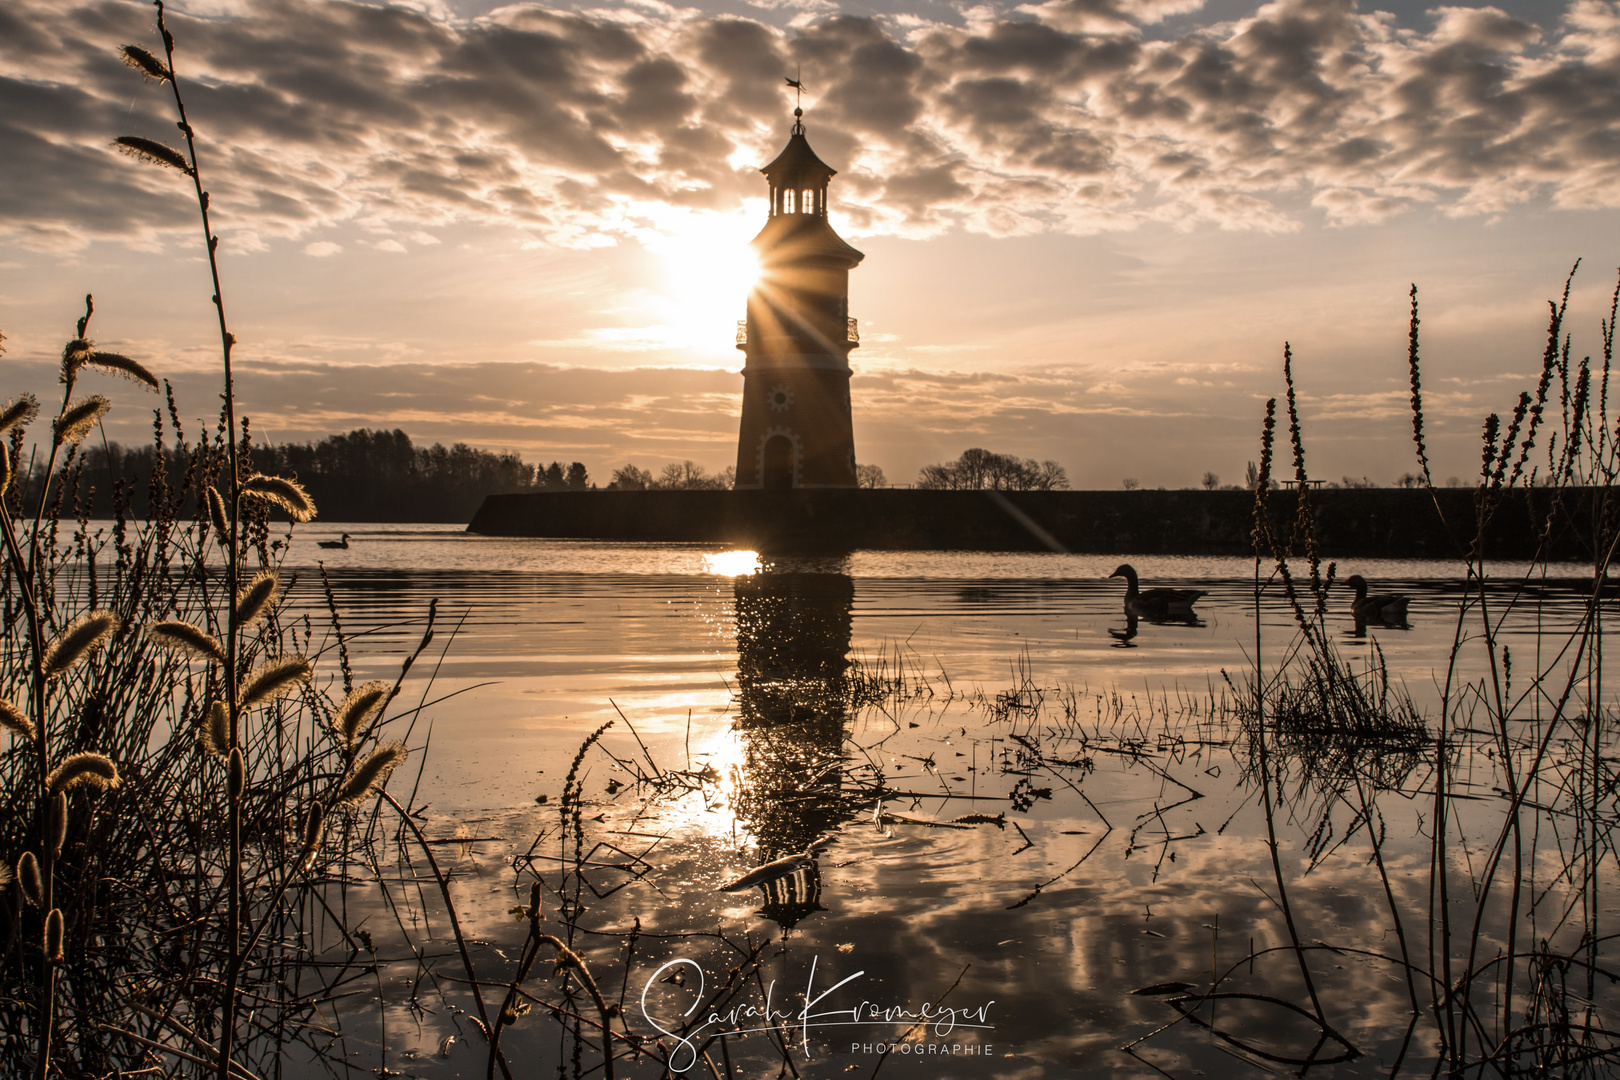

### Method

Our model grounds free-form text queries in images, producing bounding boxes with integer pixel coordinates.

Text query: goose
[316,532,352,550]
[1344,574,1410,624]
[1109,564,1206,619]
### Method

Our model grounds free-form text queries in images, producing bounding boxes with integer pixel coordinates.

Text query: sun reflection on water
[703,550,761,576]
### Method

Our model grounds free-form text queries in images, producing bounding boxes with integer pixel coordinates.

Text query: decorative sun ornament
[767,384,794,412]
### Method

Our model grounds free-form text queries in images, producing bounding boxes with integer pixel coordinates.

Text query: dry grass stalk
[241,474,316,522]
[233,570,278,628]
[147,620,225,663]
[42,611,118,677]
[238,656,311,710]
[46,752,120,797]
[17,853,42,908]
[52,396,110,447]
[336,743,406,806]
[0,698,34,742]
[335,681,389,749]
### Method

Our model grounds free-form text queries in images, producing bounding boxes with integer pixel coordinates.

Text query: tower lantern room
[735,108,865,490]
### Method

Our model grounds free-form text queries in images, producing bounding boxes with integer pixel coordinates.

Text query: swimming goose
[1109,564,1206,619]
[1344,574,1409,624]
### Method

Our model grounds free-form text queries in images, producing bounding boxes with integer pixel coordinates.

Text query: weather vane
[785,67,806,132]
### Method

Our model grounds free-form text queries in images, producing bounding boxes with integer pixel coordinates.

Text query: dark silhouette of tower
[734,108,864,490]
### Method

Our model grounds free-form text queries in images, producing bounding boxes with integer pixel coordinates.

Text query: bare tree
[856,463,887,488]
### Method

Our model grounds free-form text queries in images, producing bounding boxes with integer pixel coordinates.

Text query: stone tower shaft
[735,113,864,490]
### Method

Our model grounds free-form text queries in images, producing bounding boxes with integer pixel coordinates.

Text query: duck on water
[1343,574,1410,625]
[317,532,352,550]
[1109,564,1207,620]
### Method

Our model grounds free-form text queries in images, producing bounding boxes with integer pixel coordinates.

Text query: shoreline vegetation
[2,6,1619,1078]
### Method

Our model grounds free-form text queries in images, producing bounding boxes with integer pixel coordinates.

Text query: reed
[0,7,447,1077]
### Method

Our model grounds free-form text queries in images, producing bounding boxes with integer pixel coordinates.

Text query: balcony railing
[734,317,860,347]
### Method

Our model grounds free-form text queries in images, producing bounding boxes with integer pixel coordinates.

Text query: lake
[272,523,1620,1078]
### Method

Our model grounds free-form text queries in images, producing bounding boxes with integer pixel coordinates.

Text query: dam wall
[467,487,1604,561]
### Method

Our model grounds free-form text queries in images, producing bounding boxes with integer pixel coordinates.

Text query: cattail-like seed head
[235,570,279,628]
[241,474,316,522]
[119,44,172,82]
[239,655,312,710]
[43,610,120,677]
[44,908,63,963]
[147,620,225,663]
[228,747,245,801]
[335,681,390,749]
[335,743,407,806]
[0,394,39,436]
[113,135,193,175]
[61,338,93,380]
[48,793,68,860]
[18,853,42,908]
[0,697,35,743]
[207,485,230,540]
[79,351,159,391]
[201,700,231,758]
[47,751,120,797]
[0,861,11,890]
[301,802,325,859]
[0,445,10,496]
[53,395,112,447]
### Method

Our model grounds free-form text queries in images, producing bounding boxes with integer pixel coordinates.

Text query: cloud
[1,0,1617,251]
[304,240,343,256]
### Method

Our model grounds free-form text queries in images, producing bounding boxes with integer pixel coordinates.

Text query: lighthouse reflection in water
[727,558,856,931]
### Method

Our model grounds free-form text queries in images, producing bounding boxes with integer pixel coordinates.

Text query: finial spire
[784,67,805,134]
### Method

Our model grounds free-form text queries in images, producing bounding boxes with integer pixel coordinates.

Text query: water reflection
[728,565,856,926]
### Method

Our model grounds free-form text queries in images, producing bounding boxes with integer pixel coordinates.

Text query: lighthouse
[734,108,864,490]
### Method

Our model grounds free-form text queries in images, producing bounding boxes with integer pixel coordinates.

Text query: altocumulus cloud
[2,0,1618,252]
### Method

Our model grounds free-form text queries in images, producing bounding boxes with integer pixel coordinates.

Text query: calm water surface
[274,524,1619,1078]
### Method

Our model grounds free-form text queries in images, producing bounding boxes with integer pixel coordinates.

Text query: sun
[636,206,763,352]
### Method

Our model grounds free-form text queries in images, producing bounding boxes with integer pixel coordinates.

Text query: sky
[1,0,1618,489]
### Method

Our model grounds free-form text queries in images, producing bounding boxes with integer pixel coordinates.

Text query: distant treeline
[21,428,584,523]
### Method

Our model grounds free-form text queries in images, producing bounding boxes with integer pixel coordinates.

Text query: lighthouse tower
[734,108,864,489]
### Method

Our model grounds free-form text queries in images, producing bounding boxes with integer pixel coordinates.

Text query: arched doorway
[762,435,795,490]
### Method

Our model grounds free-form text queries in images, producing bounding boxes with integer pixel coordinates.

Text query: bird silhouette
[1109,564,1206,620]
[316,532,351,550]
[1344,574,1410,625]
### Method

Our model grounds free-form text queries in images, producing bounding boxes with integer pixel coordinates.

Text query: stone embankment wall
[468,487,1603,560]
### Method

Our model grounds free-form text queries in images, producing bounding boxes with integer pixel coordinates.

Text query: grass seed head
[336,681,390,749]
[228,747,245,801]
[44,610,120,677]
[44,908,63,963]
[336,743,407,806]
[0,697,35,743]
[235,570,279,628]
[207,485,230,541]
[53,395,111,447]
[113,135,193,175]
[80,351,159,391]
[242,473,316,522]
[48,793,68,860]
[147,620,225,663]
[239,655,312,710]
[201,700,230,758]
[47,752,120,797]
[301,802,325,860]
[18,853,42,907]
[119,44,172,82]
[0,394,39,436]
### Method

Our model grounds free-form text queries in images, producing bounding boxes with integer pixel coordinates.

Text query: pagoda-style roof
[750,212,864,268]
[762,131,836,187]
